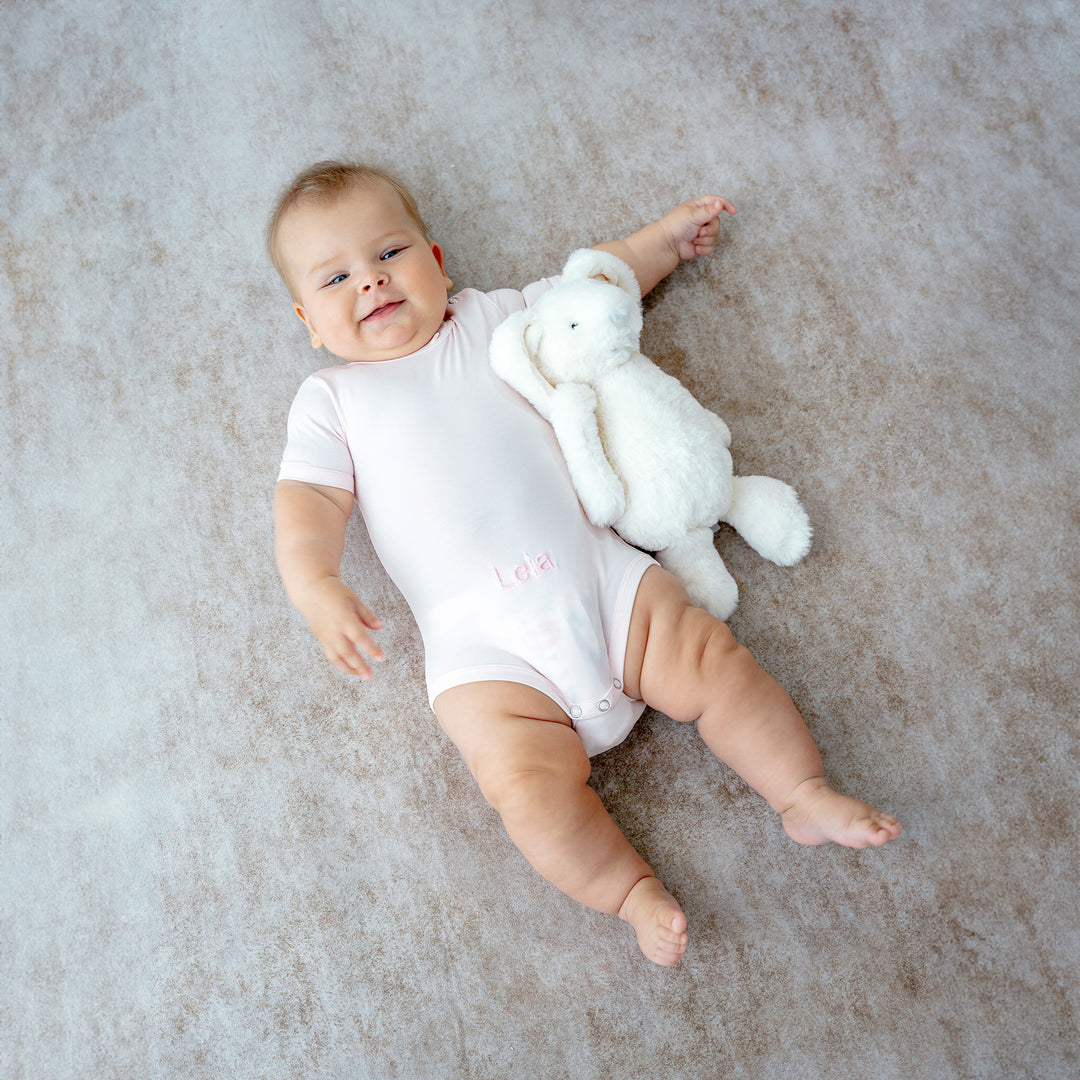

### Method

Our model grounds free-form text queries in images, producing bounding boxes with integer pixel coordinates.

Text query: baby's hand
[662,196,736,262]
[299,577,385,679]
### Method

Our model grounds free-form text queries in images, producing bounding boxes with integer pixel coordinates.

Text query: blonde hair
[266,160,430,295]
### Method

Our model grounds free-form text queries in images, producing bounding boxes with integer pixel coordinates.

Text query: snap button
[612,679,622,690]
[598,699,610,712]
[570,705,583,719]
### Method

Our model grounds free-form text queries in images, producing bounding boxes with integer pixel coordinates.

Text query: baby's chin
[330,304,451,363]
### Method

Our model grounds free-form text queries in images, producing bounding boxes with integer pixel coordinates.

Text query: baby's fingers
[326,632,383,679]
[671,197,736,261]
[687,195,736,227]
[353,599,385,632]
[328,614,385,679]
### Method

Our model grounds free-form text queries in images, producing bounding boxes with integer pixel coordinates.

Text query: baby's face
[278,181,452,363]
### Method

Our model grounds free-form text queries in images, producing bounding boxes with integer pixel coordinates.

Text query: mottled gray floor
[3,2,1078,1077]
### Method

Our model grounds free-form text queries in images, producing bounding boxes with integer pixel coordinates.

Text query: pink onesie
[278,280,655,756]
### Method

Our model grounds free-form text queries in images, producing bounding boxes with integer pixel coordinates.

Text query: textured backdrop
[3,1,1078,1078]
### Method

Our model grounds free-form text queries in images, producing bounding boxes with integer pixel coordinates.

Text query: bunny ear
[561,248,640,299]
[490,310,556,420]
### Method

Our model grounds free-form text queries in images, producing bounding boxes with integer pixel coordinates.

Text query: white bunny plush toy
[489,248,812,621]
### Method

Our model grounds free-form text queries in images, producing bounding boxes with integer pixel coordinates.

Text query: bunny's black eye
[570,322,579,330]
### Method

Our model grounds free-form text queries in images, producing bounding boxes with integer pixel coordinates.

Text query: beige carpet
[3,2,1078,1077]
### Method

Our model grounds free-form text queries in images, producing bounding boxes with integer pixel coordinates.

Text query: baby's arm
[593,196,736,296]
[274,479,385,678]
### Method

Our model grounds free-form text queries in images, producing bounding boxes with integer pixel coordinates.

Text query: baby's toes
[875,814,902,839]
[860,814,901,846]
[663,908,688,935]
[654,937,688,965]
[658,926,688,949]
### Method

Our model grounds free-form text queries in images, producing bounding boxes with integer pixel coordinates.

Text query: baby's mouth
[363,300,402,322]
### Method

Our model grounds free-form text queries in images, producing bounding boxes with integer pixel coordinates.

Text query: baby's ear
[293,304,323,350]
[430,243,453,290]
[561,248,640,299]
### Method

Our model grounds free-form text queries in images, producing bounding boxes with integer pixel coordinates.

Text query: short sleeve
[277,374,356,494]
[520,276,560,306]
[479,276,560,319]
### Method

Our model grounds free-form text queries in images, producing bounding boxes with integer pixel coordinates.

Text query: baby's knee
[698,619,765,698]
[480,764,564,828]
[679,606,748,676]
[471,724,590,820]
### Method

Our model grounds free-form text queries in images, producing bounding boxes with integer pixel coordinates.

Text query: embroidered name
[493,551,556,591]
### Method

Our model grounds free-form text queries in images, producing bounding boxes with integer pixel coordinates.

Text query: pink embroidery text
[493,552,556,591]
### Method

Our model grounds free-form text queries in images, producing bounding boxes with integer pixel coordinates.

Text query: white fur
[490,249,812,620]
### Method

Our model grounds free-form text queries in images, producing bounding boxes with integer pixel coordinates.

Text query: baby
[269,160,901,967]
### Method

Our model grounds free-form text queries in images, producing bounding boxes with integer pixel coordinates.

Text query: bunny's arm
[549,383,627,528]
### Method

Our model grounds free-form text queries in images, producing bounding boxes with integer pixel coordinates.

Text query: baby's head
[267,160,452,364]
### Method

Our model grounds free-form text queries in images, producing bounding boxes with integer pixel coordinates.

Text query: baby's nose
[362,272,389,292]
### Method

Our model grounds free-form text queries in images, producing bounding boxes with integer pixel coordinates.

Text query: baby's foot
[618,876,688,966]
[780,777,902,849]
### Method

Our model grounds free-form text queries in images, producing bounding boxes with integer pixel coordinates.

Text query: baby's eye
[324,272,349,287]
[380,247,404,261]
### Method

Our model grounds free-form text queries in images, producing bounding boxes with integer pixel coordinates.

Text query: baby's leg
[435,681,688,966]
[623,567,901,848]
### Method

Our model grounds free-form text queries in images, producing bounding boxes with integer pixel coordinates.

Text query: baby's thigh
[434,681,590,801]
[623,565,741,720]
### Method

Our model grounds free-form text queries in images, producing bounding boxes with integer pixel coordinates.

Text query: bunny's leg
[656,527,739,621]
